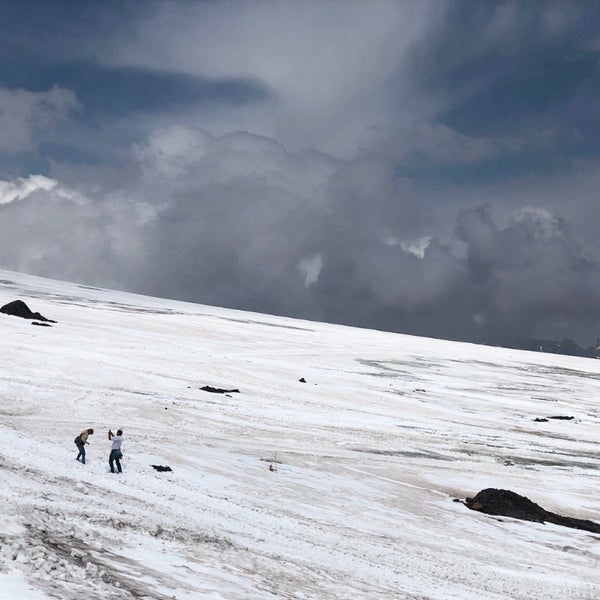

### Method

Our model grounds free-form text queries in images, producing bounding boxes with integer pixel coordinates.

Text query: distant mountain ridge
[490,337,600,359]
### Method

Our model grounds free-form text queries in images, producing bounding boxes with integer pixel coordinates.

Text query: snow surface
[0,269,599,599]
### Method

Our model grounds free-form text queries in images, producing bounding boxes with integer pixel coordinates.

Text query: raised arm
[108,429,113,440]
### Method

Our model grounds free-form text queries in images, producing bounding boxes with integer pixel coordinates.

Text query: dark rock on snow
[32,321,52,327]
[200,385,240,394]
[151,465,172,472]
[299,377,306,383]
[464,488,600,533]
[1,300,56,323]
[534,415,574,422]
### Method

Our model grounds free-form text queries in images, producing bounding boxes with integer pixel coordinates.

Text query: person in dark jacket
[108,429,124,473]
[74,428,94,464]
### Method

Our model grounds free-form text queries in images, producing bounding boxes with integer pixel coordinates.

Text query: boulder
[464,488,600,533]
[1,300,56,322]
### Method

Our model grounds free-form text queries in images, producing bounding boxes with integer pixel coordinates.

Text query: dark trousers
[109,449,122,473]
[75,441,86,463]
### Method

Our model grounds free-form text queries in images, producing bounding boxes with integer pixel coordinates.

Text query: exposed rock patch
[534,415,575,422]
[200,385,240,394]
[1,300,56,323]
[463,488,600,533]
[151,465,172,472]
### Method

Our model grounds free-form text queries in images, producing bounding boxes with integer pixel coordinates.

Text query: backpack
[74,436,82,444]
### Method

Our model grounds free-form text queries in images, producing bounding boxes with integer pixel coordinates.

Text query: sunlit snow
[1,269,599,599]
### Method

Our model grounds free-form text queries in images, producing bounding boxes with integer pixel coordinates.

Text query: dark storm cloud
[0,0,137,86]
[411,1,600,154]
[0,1,270,118]
[0,60,271,116]
[454,204,600,343]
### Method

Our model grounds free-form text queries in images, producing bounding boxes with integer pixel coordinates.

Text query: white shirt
[110,435,123,450]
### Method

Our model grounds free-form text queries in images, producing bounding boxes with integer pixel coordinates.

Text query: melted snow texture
[0,270,599,599]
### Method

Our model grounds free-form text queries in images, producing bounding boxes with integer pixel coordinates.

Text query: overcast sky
[2,0,600,345]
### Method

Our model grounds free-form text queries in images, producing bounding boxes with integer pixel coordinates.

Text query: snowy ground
[0,269,599,600]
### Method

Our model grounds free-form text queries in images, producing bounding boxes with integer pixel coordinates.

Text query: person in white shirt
[108,429,124,473]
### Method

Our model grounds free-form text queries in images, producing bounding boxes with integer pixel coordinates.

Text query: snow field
[1,269,599,599]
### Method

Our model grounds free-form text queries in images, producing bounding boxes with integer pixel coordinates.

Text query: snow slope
[0,269,599,599]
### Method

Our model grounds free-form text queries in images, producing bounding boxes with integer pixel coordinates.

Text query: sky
[1,0,600,345]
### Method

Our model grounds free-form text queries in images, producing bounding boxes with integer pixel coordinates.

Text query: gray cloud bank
[2,1,600,345]
[3,124,600,345]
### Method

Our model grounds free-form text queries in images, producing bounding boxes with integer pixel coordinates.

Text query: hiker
[74,428,94,464]
[108,429,124,473]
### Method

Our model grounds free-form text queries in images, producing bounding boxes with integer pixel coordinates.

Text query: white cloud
[0,86,80,153]
[298,254,323,288]
[400,236,432,259]
[0,173,148,289]
[0,174,57,205]
[133,125,212,177]
[512,206,561,239]
[132,125,337,207]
